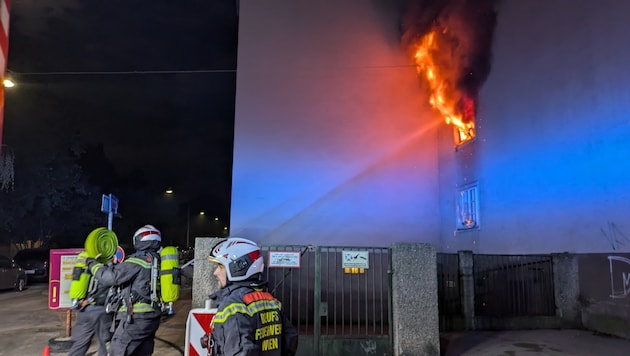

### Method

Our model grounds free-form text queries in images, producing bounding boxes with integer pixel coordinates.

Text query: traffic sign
[101,193,119,214]
[115,246,125,263]
[185,308,217,356]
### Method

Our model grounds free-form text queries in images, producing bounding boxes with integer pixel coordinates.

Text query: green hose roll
[84,227,119,263]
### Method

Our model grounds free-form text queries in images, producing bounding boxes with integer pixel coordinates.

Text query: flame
[414,30,475,145]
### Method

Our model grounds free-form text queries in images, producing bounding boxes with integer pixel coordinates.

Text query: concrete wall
[442,0,630,253]
[578,253,630,339]
[231,0,441,247]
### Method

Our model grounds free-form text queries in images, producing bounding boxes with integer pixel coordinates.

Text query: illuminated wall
[230,0,441,246]
[232,0,630,253]
[442,0,630,253]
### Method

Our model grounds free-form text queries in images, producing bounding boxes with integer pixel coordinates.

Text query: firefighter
[67,256,113,356]
[86,224,164,356]
[206,237,299,356]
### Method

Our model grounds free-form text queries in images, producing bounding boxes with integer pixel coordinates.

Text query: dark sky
[4,0,239,234]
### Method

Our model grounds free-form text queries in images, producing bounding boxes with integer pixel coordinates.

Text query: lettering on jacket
[245,291,283,352]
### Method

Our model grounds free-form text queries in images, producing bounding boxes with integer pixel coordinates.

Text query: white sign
[342,251,369,269]
[268,251,301,268]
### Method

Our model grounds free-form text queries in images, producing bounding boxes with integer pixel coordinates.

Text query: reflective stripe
[247,299,282,315]
[161,254,178,262]
[126,257,151,269]
[213,302,251,324]
[119,302,155,313]
[212,299,282,326]
[89,263,103,275]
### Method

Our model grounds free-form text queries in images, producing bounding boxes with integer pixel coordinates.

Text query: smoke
[399,0,499,102]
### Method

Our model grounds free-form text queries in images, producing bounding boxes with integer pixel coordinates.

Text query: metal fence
[436,253,463,331]
[473,254,555,317]
[260,245,392,355]
[437,253,556,331]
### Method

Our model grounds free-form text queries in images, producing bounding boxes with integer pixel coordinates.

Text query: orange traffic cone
[42,345,50,356]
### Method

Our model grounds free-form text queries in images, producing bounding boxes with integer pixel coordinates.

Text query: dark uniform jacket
[211,283,299,356]
[88,250,162,319]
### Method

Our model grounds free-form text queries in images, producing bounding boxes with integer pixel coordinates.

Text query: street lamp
[186,205,190,248]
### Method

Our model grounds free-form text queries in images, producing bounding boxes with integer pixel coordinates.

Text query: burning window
[457,183,479,230]
[400,0,498,147]
[414,29,476,145]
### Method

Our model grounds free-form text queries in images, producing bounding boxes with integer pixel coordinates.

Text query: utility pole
[186,204,190,248]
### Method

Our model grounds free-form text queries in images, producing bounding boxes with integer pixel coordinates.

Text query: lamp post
[186,205,190,248]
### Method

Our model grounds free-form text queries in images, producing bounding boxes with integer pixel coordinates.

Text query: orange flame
[414,30,475,145]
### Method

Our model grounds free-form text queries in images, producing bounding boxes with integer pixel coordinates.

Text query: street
[0,283,67,355]
[0,282,191,355]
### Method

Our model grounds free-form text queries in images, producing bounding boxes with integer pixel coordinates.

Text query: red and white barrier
[184,306,217,356]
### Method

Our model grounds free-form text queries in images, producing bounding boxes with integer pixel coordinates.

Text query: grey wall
[231,0,441,247]
[578,253,630,339]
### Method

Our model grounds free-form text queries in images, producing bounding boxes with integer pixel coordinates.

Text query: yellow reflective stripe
[213,299,283,325]
[126,257,151,269]
[119,302,155,313]
[89,263,103,275]
[247,299,282,315]
[213,302,251,324]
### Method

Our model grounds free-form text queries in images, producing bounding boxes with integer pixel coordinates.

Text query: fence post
[458,250,475,330]
[313,245,321,356]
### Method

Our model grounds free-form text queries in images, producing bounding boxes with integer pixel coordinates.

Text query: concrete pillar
[458,250,475,330]
[552,253,581,327]
[192,237,224,309]
[391,243,440,356]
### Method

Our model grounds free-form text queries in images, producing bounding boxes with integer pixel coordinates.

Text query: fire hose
[84,227,119,263]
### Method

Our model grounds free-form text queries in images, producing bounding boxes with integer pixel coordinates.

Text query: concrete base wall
[391,243,440,356]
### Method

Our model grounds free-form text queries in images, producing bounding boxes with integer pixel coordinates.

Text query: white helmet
[208,237,264,282]
[133,224,162,246]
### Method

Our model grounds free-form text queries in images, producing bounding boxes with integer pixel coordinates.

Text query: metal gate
[261,245,392,356]
[436,253,556,331]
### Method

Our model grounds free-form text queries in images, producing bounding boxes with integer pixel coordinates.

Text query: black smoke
[399,0,499,105]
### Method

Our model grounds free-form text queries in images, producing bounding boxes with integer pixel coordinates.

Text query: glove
[200,333,213,350]
[76,251,89,266]
[85,257,99,270]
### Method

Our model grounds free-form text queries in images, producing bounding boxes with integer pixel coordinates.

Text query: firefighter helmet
[208,237,264,282]
[133,224,162,251]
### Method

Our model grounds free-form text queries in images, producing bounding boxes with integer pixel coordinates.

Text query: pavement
[441,329,630,355]
[46,287,192,356]
[8,284,630,355]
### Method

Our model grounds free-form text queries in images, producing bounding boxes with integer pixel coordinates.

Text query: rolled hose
[84,227,118,263]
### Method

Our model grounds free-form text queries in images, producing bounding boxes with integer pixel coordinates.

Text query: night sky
[3,0,239,244]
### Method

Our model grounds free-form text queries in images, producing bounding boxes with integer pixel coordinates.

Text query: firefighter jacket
[86,274,110,306]
[87,250,162,319]
[211,283,299,356]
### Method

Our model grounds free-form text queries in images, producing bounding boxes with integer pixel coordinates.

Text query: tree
[0,141,103,247]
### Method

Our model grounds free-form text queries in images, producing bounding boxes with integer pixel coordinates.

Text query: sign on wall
[342,250,369,269]
[267,251,301,268]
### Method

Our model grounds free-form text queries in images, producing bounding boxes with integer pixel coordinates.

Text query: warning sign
[185,308,217,356]
[342,250,369,269]
[48,248,85,309]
